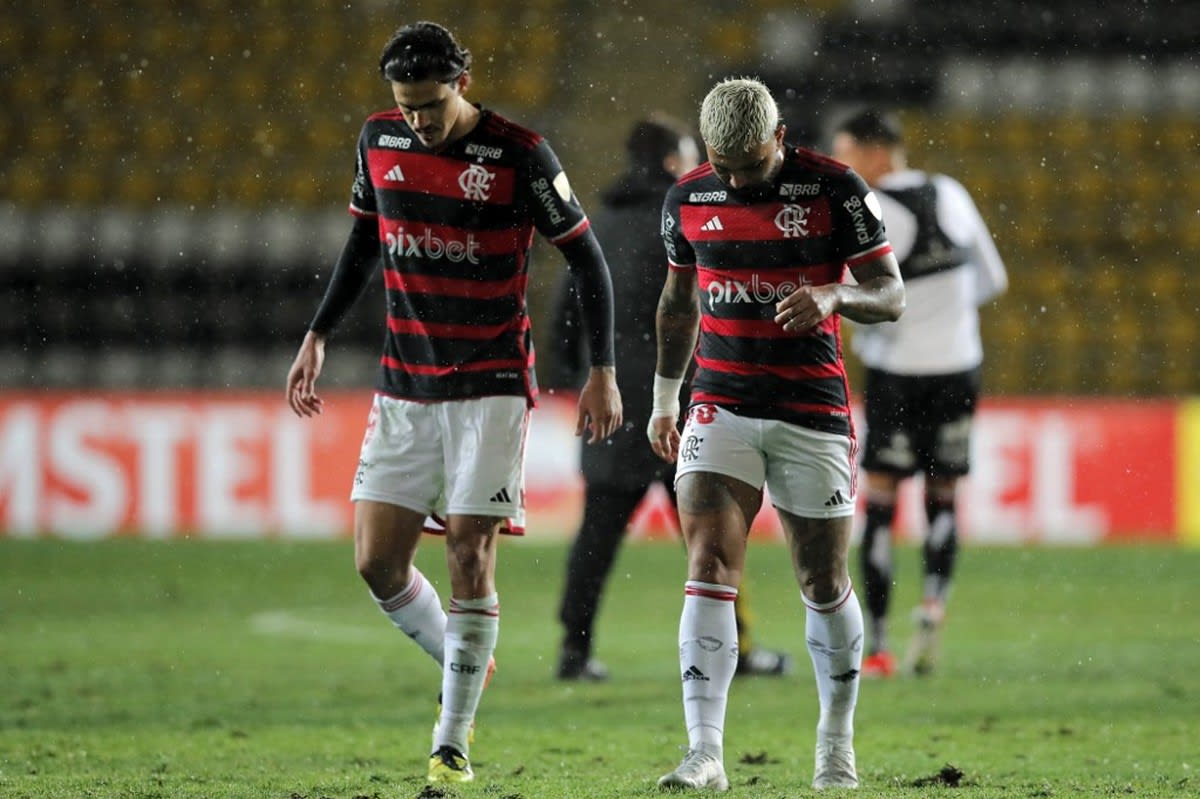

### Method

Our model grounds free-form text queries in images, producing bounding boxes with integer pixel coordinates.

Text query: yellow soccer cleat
[428,745,474,784]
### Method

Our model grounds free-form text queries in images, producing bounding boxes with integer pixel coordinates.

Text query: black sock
[859,500,895,653]
[923,493,959,603]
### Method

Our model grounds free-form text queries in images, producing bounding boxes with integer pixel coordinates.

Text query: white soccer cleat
[657,749,730,791]
[904,600,946,676]
[813,732,858,789]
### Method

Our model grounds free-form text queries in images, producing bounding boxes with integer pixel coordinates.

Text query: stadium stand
[1,1,1196,396]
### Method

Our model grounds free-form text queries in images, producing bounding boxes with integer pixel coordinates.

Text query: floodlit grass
[1,537,1196,797]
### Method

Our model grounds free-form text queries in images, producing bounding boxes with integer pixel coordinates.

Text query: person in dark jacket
[551,114,792,681]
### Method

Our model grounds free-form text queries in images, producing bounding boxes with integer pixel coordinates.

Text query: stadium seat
[38,348,93,389]
[151,348,208,390]
[94,349,150,389]
[1,2,1194,398]
[210,348,265,389]
[0,348,33,387]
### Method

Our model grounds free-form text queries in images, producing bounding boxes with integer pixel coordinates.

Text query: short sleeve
[349,124,378,218]
[519,140,590,245]
[660,186,695,268]
[830,169,890,264]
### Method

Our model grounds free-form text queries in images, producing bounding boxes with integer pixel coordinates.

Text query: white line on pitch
[249,610,381,643]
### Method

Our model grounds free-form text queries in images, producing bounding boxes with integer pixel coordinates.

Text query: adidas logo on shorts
[823,489,850,507]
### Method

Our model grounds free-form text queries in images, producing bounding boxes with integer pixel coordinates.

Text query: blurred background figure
[831,108,1008,678]
[550,114,792,681]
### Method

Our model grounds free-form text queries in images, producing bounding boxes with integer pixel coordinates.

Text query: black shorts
[860,367,982,478]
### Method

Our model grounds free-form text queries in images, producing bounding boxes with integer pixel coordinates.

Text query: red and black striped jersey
[661,146,893,436]
[350,107,591,403]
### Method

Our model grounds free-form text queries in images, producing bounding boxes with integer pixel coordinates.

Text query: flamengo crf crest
[774,204,810,238]
[459,164,495,201]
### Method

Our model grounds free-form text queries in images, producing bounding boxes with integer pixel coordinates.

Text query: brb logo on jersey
[377,134,412,149]
[459,164,496,201]
[707,274,812,305]
[465,142,503,159]
[779,182,820,198]
[774,204,811,238]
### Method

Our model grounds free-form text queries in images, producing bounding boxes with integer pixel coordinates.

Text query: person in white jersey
[831,108,1008,679]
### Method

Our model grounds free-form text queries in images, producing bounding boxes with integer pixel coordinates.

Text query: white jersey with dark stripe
[661,146,892,436]
[349,107,591,403]
[849,169,1008,375]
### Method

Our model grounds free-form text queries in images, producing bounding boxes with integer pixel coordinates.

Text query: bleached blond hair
[699,78,780,155]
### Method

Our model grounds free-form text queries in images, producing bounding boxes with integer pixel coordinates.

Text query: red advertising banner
[961,397,1176,543]
[0,393,365,538]
[0,392,1183,543]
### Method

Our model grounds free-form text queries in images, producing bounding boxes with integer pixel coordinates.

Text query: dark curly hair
[833,108,904,147]
[625,114,693,172]
[379,21,472,83]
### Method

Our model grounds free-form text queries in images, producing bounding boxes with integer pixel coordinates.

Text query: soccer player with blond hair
[649,78,905,791]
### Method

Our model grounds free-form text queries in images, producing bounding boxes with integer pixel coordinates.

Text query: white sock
[371,567,446,666]
[436,594,499,755]
[679,581,738,760]
[804,584,864,738]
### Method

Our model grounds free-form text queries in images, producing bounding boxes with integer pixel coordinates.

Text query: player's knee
[446,536,492,580]
[798,564,850,605]
[685,546,741,586]
[354,542,408,595]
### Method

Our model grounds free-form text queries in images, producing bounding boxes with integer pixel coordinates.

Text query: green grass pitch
[1,537,1196,798]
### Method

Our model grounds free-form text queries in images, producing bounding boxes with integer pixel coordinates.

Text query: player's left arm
[934,175,1007,305]
[838,251,906,323]
[559,230,623,443]
[962,191,1009,305]
[547,272,586,389]
[775,252,904,332]
[776,171,905,332]
[521,140,622,442]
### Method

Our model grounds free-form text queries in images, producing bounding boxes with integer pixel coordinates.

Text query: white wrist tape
[651,374,683,419]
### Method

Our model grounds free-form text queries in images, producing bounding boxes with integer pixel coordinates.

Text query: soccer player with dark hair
[648,78,904,792]
[284,20,622,784]
[551,114,791,683]
[832,108,1008,679]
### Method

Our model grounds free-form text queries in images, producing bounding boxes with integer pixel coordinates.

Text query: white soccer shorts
[350,394,529,534]
[674,403,857,519]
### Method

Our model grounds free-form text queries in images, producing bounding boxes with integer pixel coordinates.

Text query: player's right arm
[286,216,379,417]
[648,266,699,462]
[648,188,699,462]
